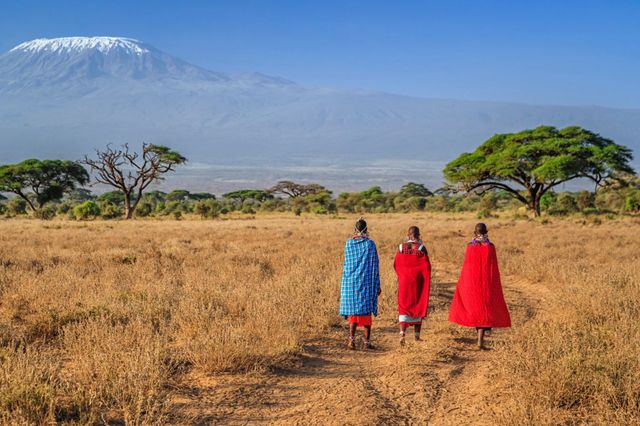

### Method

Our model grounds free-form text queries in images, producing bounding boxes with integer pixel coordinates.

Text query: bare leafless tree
[82,143,186,219]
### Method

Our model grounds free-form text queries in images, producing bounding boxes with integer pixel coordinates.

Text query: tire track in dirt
[168,265,547,425]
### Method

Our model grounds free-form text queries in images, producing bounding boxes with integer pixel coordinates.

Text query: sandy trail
[169,265,548,425]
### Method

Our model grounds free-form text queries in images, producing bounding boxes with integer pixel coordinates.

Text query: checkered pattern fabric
[339,237,380,318]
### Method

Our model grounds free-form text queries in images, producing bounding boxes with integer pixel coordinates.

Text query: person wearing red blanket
[394,226,431,346]
[448,223,511,349]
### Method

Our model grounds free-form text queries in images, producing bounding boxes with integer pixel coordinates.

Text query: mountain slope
[0,36,638,171]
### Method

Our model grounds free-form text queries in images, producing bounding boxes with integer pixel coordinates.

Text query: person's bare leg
[348,322,357,350]
[399,323,407,346]
[477,328,486,349]
[364,325,373,349]
[414,323,422,341]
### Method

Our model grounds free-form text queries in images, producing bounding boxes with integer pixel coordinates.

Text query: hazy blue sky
[1,1,639,108]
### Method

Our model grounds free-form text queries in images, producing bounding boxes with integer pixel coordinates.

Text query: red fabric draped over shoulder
[394,251,431,319]
[448,243,511,328]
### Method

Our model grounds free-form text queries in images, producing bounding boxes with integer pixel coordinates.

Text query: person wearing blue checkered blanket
[340,218,381,350]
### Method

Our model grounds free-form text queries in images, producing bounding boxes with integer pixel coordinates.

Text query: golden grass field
[0,214,638,425]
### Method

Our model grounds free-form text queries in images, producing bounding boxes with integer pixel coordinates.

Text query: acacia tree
[269,180,328,197]
[223,189,273,202]
[82,143,186,219]
[0,159,89,211]
[399,182,433,198]
[444,126,634,216]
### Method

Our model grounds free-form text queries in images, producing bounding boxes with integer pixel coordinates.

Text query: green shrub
[161,201,186,216]
[6,198,28,216]
[241,205,256,215]
[56,202,74,214]
[98,202,122,219]
[73,201,101,220]
[576,191,595,210]
[547,207,568,216]
[311,206,328,214]
[540,192,556,211]
[33,205,57,220]
[193,199,220,219]
[135,201,154,217]
[624,189,640,212]
[547,193,579,215]
[478,192,498,211]
[404,196,427,211]
[154,202,166,214]
[595,190,626,213]
[581,207,601,216]
[426,195,453,212]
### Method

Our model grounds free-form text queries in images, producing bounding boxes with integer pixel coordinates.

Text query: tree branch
[466,181,529,205]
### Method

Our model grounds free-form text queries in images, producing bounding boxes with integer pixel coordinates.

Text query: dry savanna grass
[0,214,638,424]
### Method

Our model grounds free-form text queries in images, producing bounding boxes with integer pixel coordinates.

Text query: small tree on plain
[223,189,273,203]
[82,143,186,219]
[399,182,432,198]
[269,181,328,198]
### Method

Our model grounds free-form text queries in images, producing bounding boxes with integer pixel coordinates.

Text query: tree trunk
[124,192,133,219]
[130,188,144,219]
[16,191,37,212]
[528,188,542,217]
[527,201,540,217]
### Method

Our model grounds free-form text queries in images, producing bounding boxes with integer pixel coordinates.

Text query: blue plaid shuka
[339,237,381,318]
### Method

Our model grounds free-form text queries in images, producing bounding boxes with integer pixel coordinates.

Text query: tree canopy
[444,125,634,215]
[269,181,329,198]
[166,189,192,202]
[97,190,126,206]
[189,192,216,200]
[0,159,89,211]
[399,182,432,198]
[222,189,273,202]
[66,188,95,203]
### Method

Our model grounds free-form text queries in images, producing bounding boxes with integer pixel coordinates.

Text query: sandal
[364,340,375,350]
[347,336,356,350]
[399,331,406,346]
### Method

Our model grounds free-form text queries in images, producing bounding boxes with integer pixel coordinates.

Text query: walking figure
[339,218,381,350]
[394,226,432,345]
[449,223,511,349]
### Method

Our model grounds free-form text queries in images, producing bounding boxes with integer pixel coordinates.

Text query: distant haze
[1,37,638,193]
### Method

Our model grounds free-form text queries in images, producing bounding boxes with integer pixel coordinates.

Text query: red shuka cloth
[448,243,511,328]
[348,315,372,327]
[394,251,431,320]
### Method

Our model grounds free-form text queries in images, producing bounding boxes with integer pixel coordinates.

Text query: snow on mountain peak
[10,37,149,56]
[1,36,295,88]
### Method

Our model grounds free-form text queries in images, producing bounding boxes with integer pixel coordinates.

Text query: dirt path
[168,265,548,425]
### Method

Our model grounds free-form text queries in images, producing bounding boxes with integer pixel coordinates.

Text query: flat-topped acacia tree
[0,159,89,211]
[268,181,328,198]
[444,125,634,216]
[82,143,186,219]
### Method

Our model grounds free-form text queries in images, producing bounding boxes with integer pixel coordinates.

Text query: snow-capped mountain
[0,36,638,185]
[0,36,292,91]
[1,37,223,85]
